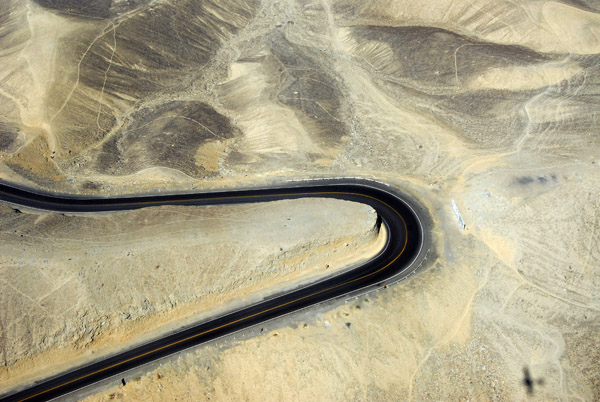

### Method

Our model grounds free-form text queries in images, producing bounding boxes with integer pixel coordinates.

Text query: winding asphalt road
[0,179,429,402]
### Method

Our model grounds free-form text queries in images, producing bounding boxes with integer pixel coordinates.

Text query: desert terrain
[0,197,382,391]
[0,0,599,400]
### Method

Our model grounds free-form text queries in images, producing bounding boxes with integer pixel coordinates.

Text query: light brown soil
[0,198,382,391]
[1,0,599,400]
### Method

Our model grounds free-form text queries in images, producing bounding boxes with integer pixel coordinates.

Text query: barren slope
[0,198,381,390]
[1,0,599,400]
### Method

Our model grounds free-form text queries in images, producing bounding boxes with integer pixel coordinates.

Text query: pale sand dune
[467,60,582,91]
[219,62,323,158]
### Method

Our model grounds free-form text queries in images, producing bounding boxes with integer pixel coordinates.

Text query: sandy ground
[1,0,599,400]
[0,198,381,391]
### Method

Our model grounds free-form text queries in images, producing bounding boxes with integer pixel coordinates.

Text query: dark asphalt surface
[0,179,428,402]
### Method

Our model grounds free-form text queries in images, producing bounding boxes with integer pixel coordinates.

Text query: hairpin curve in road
[0,178,430,402]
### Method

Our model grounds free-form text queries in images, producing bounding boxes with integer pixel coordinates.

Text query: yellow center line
[16,190,408,402]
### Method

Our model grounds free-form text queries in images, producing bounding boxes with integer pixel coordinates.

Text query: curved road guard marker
[0,179,429,402]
